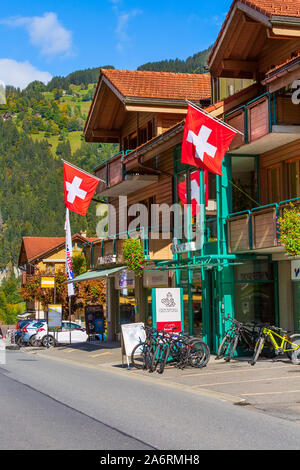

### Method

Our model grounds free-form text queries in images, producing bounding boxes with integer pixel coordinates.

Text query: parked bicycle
[216,316,260,362]
[131,326,210,374]
[250,325,300,366]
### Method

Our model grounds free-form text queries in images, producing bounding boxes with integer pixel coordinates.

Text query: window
[287,158,300,200]
[267,164,280,203]
[138,126,147,145]
[129,131,137,150]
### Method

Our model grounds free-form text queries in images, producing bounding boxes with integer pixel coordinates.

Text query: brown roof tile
[209,0,300,64]
[101,69,211,101]
[20,234,95,263]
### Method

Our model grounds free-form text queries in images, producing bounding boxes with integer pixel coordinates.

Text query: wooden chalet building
[18,233,95,321]
[82,0,300,349]
[207,0,300,341]
[83,69,212,342]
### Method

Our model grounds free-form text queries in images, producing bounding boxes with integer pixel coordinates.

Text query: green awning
[67,266,126,283]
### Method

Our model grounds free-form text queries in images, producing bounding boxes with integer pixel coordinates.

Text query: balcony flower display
[278,203,300,257]
[122,238,145,277]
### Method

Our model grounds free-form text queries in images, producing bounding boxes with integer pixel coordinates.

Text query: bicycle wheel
[286,334,300,361]
[131,342,149,369]
[224,335,239,363]
[149,342,163,372]
[250,337,265,366]
[216,334,232,360]
[157,345,170,374]
[189,341,210,368]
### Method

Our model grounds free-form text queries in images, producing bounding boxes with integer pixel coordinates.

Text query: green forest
[0,46,210,274]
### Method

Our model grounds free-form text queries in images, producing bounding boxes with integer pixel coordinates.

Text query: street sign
[48,304,62,330]
[41,276,55,289]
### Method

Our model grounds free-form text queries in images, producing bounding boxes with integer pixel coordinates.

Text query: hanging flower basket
[277,203,300,257]
[122,238,145,277]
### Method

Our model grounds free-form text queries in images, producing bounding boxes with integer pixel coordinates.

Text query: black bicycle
[216,316,260,362]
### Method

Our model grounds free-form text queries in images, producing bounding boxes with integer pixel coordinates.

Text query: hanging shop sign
[115,270,135,290]
[152,288,184,333]
[291,260,300,281]
[48,305,62,330]
[143,269,168,288]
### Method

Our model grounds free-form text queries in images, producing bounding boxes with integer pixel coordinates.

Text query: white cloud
[113,8,142,52]
[1,12,72,57]
[0,59,52,89]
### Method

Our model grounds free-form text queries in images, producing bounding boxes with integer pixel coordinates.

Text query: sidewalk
[19,341,300,422]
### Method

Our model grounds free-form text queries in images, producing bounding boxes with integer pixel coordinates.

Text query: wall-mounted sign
[143,269,168,288]
[292,260,300,281]
[152,288,184,333]
[115,270,135,290]
[97,255,116,266]
[171,239,203,255]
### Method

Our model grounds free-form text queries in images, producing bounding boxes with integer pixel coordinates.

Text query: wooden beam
[125,105,187,114]
[92,129,120,138]
[269,27,300,39]
[222,59,258,73]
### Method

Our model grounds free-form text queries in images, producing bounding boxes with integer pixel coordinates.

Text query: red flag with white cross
[181,105,237,176]
[63,161,100,216]
[178,170,209,216]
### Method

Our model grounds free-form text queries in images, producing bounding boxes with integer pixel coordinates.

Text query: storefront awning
[67,266,126,283]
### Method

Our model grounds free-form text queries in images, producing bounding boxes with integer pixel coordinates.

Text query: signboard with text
[152,288,184,333]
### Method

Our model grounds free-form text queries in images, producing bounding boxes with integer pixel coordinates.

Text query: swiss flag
[181,105,236,176]
[63,161,100,216]
[178,170,209,216]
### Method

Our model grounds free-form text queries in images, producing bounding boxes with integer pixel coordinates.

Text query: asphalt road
[2,350,300,450]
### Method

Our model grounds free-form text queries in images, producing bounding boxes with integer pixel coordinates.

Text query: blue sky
[0,0,232,88]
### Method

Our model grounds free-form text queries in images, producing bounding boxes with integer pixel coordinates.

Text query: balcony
[227,198,300,253]
[84,228,173,269]
[95,151,158,197]
[225,92,300,155]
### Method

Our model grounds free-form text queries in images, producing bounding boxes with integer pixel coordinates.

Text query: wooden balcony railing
[83,228,173,269]
[227,197,300,253]
[225,92,300,153]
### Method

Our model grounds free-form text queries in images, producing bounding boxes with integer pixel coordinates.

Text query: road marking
[191,374,300,388]
[164,364,293,379]
[89,352,112,358]
[241,389,300,397]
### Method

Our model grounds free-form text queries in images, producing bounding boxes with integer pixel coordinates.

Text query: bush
[278,203,300,256]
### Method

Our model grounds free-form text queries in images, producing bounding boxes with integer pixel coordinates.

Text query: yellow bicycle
[250,325,300,366]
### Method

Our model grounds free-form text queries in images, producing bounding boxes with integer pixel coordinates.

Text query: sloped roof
[209,0,300,64]
[19,234,97,265]
[101,69,211,101]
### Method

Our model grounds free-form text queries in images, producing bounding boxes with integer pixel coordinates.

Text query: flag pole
[185,100,244,137]
[65,207,75,344]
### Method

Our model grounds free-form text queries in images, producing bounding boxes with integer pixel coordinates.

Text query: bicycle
[149,329,210,373]
[250,325,300,366]
[217,316,255,361]
[131,326,160,370]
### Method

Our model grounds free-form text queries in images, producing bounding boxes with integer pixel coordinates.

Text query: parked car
[14,320,31,344]
[20,320,47,346]
[36,321,88,347]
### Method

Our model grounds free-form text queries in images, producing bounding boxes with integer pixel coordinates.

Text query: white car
[36,321,88,347]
